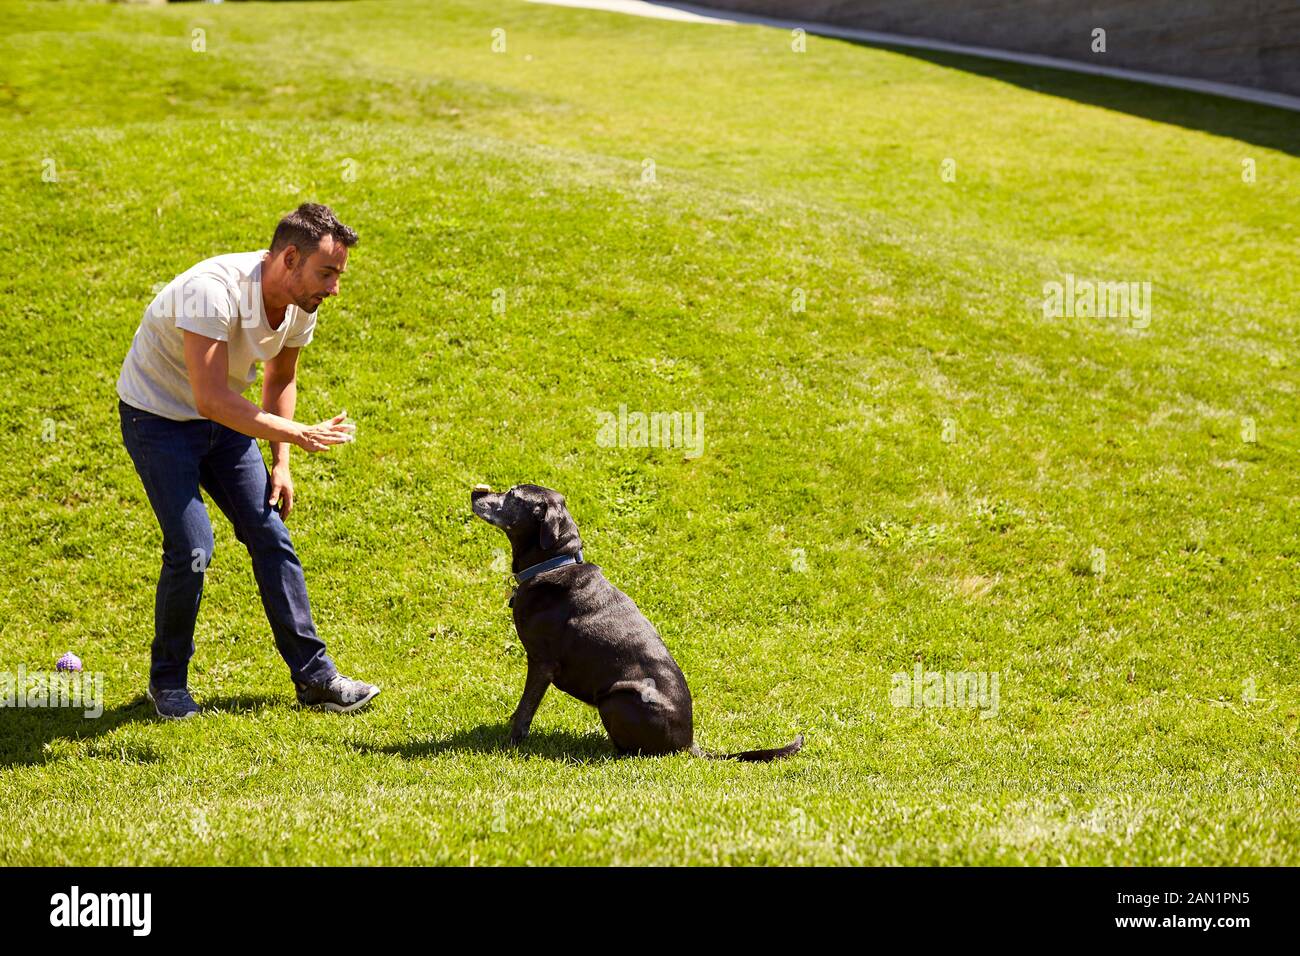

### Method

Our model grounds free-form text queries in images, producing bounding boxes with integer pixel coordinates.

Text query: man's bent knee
[163,531,215,573]
[241,512,295,557]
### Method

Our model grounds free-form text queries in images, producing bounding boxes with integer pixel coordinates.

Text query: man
[117,202,378,719]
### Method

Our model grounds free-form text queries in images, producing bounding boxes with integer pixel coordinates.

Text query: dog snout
[471,485,503,526]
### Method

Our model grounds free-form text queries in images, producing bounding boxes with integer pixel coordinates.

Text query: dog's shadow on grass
[0,693,281,768]
[356,722,622,764]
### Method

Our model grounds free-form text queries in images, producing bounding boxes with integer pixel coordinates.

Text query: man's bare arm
[263,346,301,469]
[183,331,352,452]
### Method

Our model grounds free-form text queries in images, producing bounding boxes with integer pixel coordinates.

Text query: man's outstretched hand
[275,412,354,519]
[296,412,355,453]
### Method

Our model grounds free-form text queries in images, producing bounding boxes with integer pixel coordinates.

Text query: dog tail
[690,733,803,762]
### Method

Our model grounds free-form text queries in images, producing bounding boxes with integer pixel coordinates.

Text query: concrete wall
[691,0,1300,97]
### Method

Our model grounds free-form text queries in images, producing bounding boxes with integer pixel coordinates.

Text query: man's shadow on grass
[355,722,623,763]
[0,693,281,768]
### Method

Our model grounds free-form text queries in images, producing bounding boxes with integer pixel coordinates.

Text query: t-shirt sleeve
[284,310,317,349]
[172,276,235,342]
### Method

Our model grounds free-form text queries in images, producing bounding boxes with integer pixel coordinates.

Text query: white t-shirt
[117,250,317,421]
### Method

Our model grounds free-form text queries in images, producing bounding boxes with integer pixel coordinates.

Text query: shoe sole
[145,686,199,720]
[301,685,381,714]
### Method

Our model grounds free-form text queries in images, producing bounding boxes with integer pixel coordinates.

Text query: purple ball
[56,651,82,673]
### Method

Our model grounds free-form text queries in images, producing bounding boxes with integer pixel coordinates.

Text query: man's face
[284,234,348,313]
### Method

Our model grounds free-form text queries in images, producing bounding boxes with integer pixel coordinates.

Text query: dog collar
[513,550,583,585]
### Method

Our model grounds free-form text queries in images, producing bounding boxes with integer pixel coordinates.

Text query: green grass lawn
[0,0,1296,865]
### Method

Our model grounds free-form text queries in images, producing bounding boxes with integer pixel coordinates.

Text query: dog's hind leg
[509,660,556,746]
[597,680,692,756]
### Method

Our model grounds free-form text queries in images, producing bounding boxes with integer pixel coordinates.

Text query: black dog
[471,484,803,761]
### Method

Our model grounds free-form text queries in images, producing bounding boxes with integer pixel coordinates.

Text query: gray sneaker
[295,674,380,714]
[146,684,199,719]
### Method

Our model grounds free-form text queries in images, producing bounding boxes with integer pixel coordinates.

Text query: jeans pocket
[121,405,185,468]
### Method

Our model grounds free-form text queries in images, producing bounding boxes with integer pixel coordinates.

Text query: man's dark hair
[269,202,359,263]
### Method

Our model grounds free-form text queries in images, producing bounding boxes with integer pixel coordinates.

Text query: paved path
[524,0,1300,112]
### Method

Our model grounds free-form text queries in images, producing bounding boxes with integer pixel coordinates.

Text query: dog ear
[538,505,573,551]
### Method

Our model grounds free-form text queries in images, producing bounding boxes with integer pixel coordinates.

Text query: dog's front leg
[509,660,556,746]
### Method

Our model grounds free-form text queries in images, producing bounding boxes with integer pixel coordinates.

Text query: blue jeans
[118,399,337,690]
